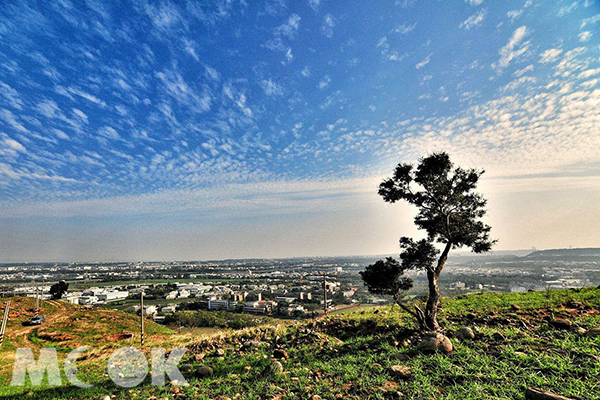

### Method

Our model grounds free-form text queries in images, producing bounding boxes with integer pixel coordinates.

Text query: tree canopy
[362,152,495,331]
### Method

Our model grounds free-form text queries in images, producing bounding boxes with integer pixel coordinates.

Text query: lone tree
[361,152,495,331]
[49,280,69,300]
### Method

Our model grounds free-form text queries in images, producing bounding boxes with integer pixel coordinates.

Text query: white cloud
[578,31,592,42]
[52,128,70,140]
[36,100,61,118]
[67,87,107,107]
[260,79,283,96]
[393,22,417,35]
[275,14,301,38]
[0,108,27,132]
[205,66,219,81]
[2,136,26,154]
[496,26,529,70]
[183,38,200,61]
[318,75,331,90]
[0,176,381,219]
[72,108,88,122]
[284,48,293,64]
[507,9,523,22]
[301,66,311,77]
[557,2,578,17]
[415,53,432,69]
[98,126,121,140]
[156,69,212,112]
[321,14,335,38]
[539,48,563,63]
[465,0,483,5]
[460,9,486,30]
[0,82,24,110]
[308,0,320,11]
[580,13,600,29]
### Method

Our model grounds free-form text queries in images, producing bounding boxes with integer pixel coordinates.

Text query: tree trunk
[424,241,452,331]
[425,270,440,330]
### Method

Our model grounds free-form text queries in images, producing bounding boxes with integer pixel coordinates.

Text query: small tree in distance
[361,152,495,331]
[50,280,69,300]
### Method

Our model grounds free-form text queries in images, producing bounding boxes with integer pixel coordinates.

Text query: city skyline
[1,0,600,262]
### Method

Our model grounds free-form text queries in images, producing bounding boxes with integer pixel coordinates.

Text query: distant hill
[524,247,600,261]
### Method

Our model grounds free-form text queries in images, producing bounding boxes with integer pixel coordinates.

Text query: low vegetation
[164,309,274,330]
[0,288,598,399]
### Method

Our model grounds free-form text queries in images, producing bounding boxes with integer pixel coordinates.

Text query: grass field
[0,288,599,399]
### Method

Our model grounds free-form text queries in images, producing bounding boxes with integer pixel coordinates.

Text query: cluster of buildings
[64,287,129,305]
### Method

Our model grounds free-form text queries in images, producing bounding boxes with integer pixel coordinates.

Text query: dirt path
[8,300,74,348]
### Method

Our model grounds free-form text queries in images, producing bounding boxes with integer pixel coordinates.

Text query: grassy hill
[1,288,599,399]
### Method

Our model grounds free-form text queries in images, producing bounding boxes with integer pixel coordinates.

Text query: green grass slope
[1,288,599,399]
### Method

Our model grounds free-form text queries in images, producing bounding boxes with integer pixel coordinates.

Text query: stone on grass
[456,327,475,340]
[549,319,572,330]
[196,366,213,378]
[420,332,453,354]
[388,365,412,379]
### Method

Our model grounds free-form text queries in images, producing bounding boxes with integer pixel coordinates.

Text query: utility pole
[0,301,10,346]
[323,274,328,315]
[34,284,39,318]
[140,292,144,347]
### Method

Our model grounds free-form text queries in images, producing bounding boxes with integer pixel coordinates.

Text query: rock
[420,332,453,354]
[456,327,475,340]
[196,366,213,378]
[388,365,411,379]
[273,349,289,359]
[525,387,575,400]
[215,348,225,356]
[180,364,194,374]
[550,318,572,330]
[270,361,283,374]
[492,332,506,342]
[585,327,600,337]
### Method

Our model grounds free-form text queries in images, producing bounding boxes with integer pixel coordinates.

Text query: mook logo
[11,347,188,388]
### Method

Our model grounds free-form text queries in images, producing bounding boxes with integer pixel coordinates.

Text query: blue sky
[1,0,600,262]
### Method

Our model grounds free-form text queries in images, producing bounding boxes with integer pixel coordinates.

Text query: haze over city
[1,0,600,262]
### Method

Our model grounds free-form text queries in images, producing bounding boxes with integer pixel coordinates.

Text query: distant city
[2,248,599,322]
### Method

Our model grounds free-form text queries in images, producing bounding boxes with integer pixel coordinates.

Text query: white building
[208,300,230,311]
[96,291,129,302]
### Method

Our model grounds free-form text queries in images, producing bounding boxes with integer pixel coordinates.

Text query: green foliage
[164,309,271,330]
[49,281,69,300]
[378,152,495,251]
